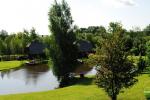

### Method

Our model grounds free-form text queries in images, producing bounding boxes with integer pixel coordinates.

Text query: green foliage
[128,31,146,56]
[48,0,78,81]
[137,56,147,72]
[108,22,123,33]
[44,48,50,59]
[75,25,107,48]
[144,24,150,36]
[146,41,150,60]
[144,87,150,99]
[0,30,8,40]
[30,27,39,40]
[146,40,150,66]
[0,28,50,56]
[88,24,138,100]
[122,34,133,52]
[0,38,5,55]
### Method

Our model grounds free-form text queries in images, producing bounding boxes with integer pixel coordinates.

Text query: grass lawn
[0,61,25,70]
[0,74,150,100]
[144,89,150,99]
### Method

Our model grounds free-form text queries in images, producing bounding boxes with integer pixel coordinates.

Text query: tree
[30,27,38,40]
[144,24,150,36]
[0,30,8,40]
[137,56,146,72]
[96,26,106,35]
[48,0,78,85]
[88,26,137,100]
[87,26,99,34]
[108,22,123,33]
[123,34,133,52]
[146,40,150,65]
[130,31,146,56]
[0,39,3,55]
[4,34,15,55]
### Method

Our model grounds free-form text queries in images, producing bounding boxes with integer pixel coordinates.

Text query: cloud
[101,0,137,8]
[115,0,136,6]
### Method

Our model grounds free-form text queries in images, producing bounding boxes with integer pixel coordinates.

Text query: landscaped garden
[0,0,150,100]
[0,74,149,100]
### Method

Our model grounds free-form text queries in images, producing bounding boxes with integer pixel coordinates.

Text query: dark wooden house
[76,40,94,58]
[26,40,46,59]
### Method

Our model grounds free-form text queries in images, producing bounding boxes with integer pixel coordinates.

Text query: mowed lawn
[0,74,150,100]
[0,61,25,70]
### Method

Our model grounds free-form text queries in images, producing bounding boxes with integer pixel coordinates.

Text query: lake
[0,64,96,95]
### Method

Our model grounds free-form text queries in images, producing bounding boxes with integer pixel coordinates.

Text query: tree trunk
[80,74,84,78]
[111,95,117,100]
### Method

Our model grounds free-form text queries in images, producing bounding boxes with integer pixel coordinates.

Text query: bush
[138,57,146,72]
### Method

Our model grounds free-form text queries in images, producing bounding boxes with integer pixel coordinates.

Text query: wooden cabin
[26,40,46,59]
[76,40,94,58]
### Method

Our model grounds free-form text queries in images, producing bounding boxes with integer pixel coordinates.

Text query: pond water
[0,64,96,95]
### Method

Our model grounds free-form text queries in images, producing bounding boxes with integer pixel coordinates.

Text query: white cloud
[115,0,136,6]
[101,0,137,8]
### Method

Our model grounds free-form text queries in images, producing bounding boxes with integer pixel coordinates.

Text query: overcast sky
[0,0,149,35]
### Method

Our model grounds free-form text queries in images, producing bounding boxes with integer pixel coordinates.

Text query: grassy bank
[0,61,25,70]
[0,74,150,100]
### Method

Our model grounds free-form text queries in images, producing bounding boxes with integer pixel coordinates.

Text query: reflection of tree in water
[0,64,50,85]
[0,67,21,79]
[74,63,93,77]
[55,63,93,88]
[0,70,9,79]
[24,64,50,85]
[0,69,15,79]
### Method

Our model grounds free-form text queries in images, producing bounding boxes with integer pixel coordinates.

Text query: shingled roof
[76,40,93,53]
[27,40,45,55]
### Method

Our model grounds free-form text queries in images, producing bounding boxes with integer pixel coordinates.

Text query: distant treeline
[0,23,150,57]
[0,28,51,57]
[75,23,150,56]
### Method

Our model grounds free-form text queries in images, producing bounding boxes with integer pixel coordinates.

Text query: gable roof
[76,40,93,52]
[27,40,45,55]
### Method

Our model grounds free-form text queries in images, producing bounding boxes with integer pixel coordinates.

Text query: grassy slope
[0,61,25,70]
[0,74,150,100]
[118,74,149,100]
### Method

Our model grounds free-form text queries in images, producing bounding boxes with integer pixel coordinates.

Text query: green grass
[0,74,150,100]
[118,74,149,100]
[0,61,25,70]
[144,88,150,99]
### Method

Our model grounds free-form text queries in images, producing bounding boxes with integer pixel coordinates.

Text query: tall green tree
[108,22,123,33]
[0,39,3,55]
[146,40,150,65]
[88,25,137,100]
[48,0,78,84]
[0,30,8,40]
[144,24,150,36]
[30,27,38,40]
[130,31,146,56]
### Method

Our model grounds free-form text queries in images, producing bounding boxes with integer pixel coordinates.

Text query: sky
[0,0,150,35]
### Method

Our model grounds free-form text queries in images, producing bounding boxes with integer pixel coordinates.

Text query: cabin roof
[76,40,93,52]
[27,40,45,55]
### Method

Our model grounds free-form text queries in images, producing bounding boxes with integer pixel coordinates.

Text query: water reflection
[0,64,96,95]
[0,64,59,95]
